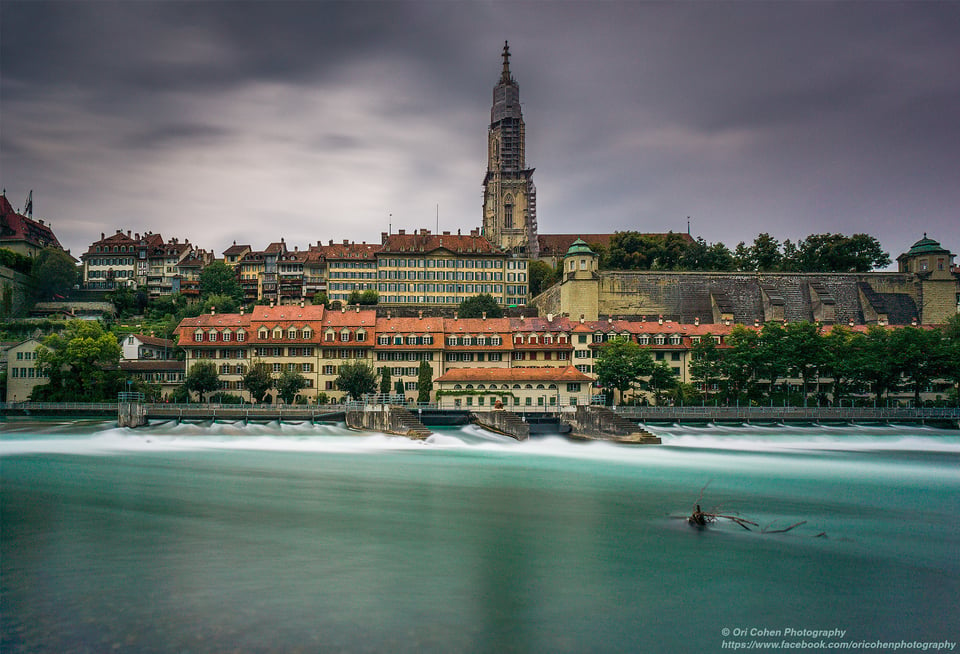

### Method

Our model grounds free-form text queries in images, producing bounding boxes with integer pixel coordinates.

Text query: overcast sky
[2,1,958,264]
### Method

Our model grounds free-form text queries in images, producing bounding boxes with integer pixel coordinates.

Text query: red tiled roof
[380,231,499,255]
[316,242,380,260]
[264,241,287,254]
[376,317,445,333]
[250,305,325,322]
[0,195,63,251]
[443,317,512,332]
[130,334,175,348]
[223,243,251,256]
[436,366,593,383]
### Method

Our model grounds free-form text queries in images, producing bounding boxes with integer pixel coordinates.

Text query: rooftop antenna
[24,190,33,218]
[389,213,392,235]
[687,216,691,235]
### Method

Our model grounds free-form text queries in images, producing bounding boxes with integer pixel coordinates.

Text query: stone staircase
[389,407,432,440]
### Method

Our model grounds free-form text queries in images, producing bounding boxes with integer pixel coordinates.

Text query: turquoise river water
[2,419,959,653]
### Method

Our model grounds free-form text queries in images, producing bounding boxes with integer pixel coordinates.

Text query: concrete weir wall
[568,406,661,444]
[118,402,147,428]
[345,406,432,440]
[471,411,530,441]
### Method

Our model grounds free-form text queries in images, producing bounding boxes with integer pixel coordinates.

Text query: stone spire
[500,41,513,84]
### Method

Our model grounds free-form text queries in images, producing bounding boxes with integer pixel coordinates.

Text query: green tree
[458,293,503,319]
[380,366,391,395]
[737,233,783,272]
[720,326,761,402]
[529,260,560,296]
[689,335,723,403]
[594,337,655,405]
[348,290,362,305]
[647,361,678,405]
[359,289,379,305]
[276,369,307,404]
[680,238,736,271]
[199,261,243,304]
[417,360,433,404]
[202,293,239,315]
[782,321,825,404]
[755,323,790,400]
[185,361,220,402]
[940,316,960,405]
[243,361,274,403]
[312,291,329,308]
[33,320,124,401]
[784,233,891,272]
[820,326,865,405]
[335,361,378,401]
[889,327,948,406]
[856,326,901,404]
[32,247,78,300]
[394,378,405,398]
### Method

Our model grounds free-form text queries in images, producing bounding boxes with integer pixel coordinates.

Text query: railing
[612,406,960,421]
[1,402,119,411]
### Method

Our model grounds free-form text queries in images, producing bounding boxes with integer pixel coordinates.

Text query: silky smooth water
[2,419,959,653]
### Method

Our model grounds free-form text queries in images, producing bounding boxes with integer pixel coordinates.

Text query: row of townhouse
[174,305,743,406]
[80,230,213,297]
[223,228,530,307]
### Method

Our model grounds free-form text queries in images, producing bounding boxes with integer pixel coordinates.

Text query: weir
[345,405,432,440]
[568,406,662,444]
[471,411,530,441]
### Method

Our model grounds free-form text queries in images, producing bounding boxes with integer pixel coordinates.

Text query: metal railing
[611,406,960,421]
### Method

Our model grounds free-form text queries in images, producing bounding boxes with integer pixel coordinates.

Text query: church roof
[565,238,596,256]
[904,234,950,256]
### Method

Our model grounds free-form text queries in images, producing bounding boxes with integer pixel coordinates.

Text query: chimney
[457,228,461,236]
[725,319,731,326]
[398,229,405,236]
[329,239,334,246]
[912,317,918,326]
[343,239,348,245]
[580,314,585,324]
[387,310,391,319]
[356,306,360,313]
[418,309,423,319]
[607,317,612,324]
[210,306,216,315]
[848,318,855,327]
[270,300,274,308]
[341,306,345,313]
[300,300,305,308]
[547,313,553,322]
[454,311,458,321]
[658,315,664,325]
[240,307,244,316]
[443,231,451,236]
[754,318,760,328]
[519,314,524,321]
[482,311,487,320]
[127,230,131,237]
[694,317,700,326]
[101,232,105,240]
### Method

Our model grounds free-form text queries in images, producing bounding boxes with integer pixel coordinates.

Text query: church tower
[482,42,538,257]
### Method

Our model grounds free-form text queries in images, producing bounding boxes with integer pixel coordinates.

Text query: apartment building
[5,338,48,402]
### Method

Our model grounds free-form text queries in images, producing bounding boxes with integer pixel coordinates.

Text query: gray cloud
[1,1,958,261]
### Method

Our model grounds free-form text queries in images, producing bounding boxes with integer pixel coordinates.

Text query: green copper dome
[906,233,949,256]
[565,238,596,256]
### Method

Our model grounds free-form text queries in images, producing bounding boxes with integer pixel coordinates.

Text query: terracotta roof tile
[380,231,499,255]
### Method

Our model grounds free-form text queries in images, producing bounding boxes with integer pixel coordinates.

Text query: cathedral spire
[500,41,513,84]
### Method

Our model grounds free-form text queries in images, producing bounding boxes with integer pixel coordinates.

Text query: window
[222,331,232,342]
[194,330,203,342]
[273,328,282,339]
[237,330,246,342]
[302,329,312,339]
[273,363,282,373]
[208,330,218,342]
[288,329,297,339]
[259,329,268,340]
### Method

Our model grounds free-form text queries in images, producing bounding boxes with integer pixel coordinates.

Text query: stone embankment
[471,411,530,441]
[345,406,432,439]
[568,406,661,444]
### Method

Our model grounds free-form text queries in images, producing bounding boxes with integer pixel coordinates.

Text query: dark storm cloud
[1,1,958,258]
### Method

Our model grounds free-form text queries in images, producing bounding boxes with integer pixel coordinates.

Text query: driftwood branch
[687,488,810,536]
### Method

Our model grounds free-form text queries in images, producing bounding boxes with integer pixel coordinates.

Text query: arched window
[503,195,514,229]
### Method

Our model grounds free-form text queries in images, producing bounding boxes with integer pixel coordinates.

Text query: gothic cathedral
[482,42,539,258]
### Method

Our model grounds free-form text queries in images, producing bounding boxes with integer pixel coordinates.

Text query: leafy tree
[380,366,391,395]
[185,361,220,402]
[605,231,689,271]
[689,335,723,402]
[348,290,362,305]
[32,320,124,401]
[458,293,503,319]
[820,326,865,405]
[941,316,960,405]
[243,361,274,403]
[782,322,825,404]
[755,323,790,399]
[208,391,243,404]
[889,327,948,406]
[720,326,761,402]
[359,289,379,305]
[312,291,330,307]
[0,247,33,274]
[647,361,678,405]
[680,238,736,271]
[276,369,307,404]
[32,247,78,300]
[737,233,783,272]
[784,233,890,272]
[335,361,378,401]
[529,260,561,296]
[594,337,655,405]
[856,326,901,403]
[199,261,243,304]
[202,293,239,315]
[394,379,405,398]
[417,360,433,403]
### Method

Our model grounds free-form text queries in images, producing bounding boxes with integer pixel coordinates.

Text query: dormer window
[237,330,246,342]
[340,330,350,342]
[208,330,218,342]
[273,328,283,340]
[713,336,722,344]
[558,335,568,344]
[670,335,681,345]
[529,335,539,344]
[655,335,666,345]
[406,336,416,345]
[492,336,501,346]
[194,329,203,342]
[640,336,650,345]
[543,335,553,345]
[379,336,390,345]
[222,330,232,342]
[514,335,522,344]
[447,337,457,346]
[259,329,268,340]
[288,328,297,339]
[302,328,312,340]
[356,330,366,342]
[424,335,434,345]
[594,333,603,343]
[394,336,403,345]
[325,330,335,342]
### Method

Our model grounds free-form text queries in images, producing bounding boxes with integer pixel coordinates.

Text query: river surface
[2,419,959,653]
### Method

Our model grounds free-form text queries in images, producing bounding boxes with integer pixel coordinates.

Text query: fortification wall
[0,266,33,319]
